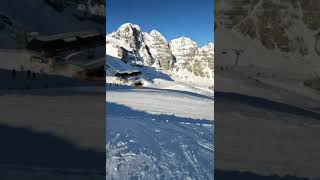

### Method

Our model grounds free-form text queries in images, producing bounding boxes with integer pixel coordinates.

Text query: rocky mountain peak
[106,23,214,80]
[118,23,141,33]
[169,37,198,66]
[215,0,318,56]
[150,29,162,36]
[203,43,214,49]
[111,23,143,50]
[170,36,198,48]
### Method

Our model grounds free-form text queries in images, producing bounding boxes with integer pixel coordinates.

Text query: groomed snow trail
[106,86,214,180]
[106,87,214,121]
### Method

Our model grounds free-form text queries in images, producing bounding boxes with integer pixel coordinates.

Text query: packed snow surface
[106,85,214,180]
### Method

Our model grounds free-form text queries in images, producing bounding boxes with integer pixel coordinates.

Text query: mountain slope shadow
[215,91,320,120]
[106,102,213,125]
[0,124,105,176]
[107,84,214,100]
[0,68,100,90]
[215,170,310,180]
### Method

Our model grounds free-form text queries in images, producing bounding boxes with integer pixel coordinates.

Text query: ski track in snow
[106,87,214,121]
[106,86,214,180]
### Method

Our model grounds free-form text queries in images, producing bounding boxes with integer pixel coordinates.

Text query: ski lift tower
[233,49,245,66]
[314,31,320,56]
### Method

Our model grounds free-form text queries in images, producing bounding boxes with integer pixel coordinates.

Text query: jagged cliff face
[143,30,174,70]
[106,23,173,70]
[170,37,198,70]
[195,43,214,78]
[108,23,143,51]
[215,0,320,56]
[169,37,214,78]
[106,23,214,79]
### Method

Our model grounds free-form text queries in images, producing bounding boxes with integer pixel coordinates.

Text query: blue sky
[106,0,214,46]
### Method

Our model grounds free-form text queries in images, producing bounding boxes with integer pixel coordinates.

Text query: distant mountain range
[106,23,214,82]
[216,0,320,55]
[215,0,320,76]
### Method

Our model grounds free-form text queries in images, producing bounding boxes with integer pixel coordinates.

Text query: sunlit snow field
[106,86,214,180]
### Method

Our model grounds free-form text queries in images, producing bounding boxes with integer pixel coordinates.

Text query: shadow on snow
[106,84,214,100]
[106,102,213,125]
[0,123,105,176]
[215,91,320,120]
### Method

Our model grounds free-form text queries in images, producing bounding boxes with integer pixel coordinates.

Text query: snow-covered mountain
[216,0,315,54]
[215,0,320,76]
[106,23,214,83]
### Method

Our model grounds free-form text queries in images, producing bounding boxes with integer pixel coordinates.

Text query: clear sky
[106,0,214,47]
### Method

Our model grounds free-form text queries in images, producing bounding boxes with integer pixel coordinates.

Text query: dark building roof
[26,31,105,54]
[115,70,141,78]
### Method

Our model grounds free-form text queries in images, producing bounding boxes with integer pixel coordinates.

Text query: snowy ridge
[106,23,214,87]
[215,0,320,76]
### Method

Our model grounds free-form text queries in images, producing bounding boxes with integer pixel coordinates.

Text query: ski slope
[106,86,214,121]
[106,86,214,180]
